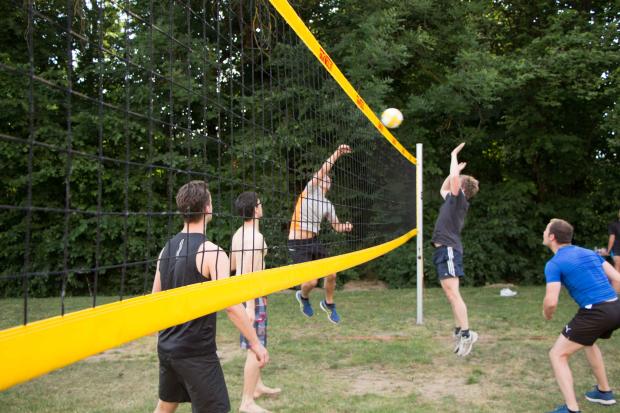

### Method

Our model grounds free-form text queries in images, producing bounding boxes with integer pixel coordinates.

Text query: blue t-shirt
[545,245,617,308]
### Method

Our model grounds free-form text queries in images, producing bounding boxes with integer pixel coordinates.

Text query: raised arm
[440,142,467,198]
[312,144,351,186]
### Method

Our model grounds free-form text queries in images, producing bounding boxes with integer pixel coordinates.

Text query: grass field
[1,285,619,412]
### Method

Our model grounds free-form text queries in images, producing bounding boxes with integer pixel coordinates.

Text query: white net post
[416,143,424,325]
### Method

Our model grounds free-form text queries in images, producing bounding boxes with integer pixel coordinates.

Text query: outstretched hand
[336,144,352,156]
[451,142,465,157]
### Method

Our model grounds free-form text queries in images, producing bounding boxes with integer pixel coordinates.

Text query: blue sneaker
[319,300,340,324]
[546,405,580,413]
[585,385,616,405]
[295,291,314,317]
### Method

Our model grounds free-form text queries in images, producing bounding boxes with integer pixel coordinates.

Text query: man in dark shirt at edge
[152,180,268,413]
[431,143,480,357]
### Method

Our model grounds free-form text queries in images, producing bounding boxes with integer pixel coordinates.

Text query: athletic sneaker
[585,385,616,405]
[456,331,478,357]
[546,404,580,413]
[319,300,340,324]
[453,331,461,353]
[295,290,314,317]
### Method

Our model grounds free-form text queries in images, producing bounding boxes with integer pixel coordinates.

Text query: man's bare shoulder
[198,240,224,256]
[231,227,243,247]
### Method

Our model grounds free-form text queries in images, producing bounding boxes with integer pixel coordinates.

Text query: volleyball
[381,108,403,129]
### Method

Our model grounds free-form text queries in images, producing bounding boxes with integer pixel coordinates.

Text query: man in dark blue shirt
[431,142,479,357]
[542,218,620,413]
[606,209,620,273]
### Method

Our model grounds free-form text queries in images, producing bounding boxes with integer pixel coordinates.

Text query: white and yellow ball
[380,108,403,129]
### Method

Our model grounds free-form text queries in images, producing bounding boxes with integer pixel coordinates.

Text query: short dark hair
[548,218,573,244]
[235,191,259,221]
[176,180,211,223]
[461,175,479,199]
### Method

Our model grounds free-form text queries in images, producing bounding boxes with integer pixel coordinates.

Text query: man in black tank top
[431,143,479,357]
[152,181,268,413]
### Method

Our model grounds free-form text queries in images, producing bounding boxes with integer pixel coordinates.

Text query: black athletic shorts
[562,299,620,346]
[158,352,230,413]
[432,245,464,280]
[288,237,328,263]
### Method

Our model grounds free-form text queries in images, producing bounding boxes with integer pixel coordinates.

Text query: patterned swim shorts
[240,297,267,349]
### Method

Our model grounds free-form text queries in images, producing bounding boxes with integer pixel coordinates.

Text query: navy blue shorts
[433,246,464,280]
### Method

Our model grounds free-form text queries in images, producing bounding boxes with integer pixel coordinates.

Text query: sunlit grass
[1,286,619,412]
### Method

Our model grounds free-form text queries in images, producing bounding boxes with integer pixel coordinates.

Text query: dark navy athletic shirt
[545,245,617,308]
[609,220,620,254]
[431,191,469,253]
[157,232,217,358]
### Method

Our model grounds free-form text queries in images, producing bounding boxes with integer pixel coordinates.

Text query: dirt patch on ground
[86,334,157,362]
[216,339,244,363]
[333,367,417,396]
[343,280,388,291]
[332,333,409,342]
[412,367,493,404]
[87,334,244,364]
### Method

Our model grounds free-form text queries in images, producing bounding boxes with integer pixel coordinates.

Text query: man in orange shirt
[288,145,353,324]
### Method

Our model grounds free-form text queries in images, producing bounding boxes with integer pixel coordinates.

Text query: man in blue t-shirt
[542,218,620,413]
[431,142,479,357]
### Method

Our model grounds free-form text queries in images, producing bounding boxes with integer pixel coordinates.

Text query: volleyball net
[0,0,420,390]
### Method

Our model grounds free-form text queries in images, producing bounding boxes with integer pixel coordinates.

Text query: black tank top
[157,232,217,358]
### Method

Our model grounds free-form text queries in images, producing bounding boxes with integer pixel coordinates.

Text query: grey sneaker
[453,331,461,353]
[457,331,478,357]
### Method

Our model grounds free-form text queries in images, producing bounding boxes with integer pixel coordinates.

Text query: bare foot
[254,384,282,399]
[239,401,271,413]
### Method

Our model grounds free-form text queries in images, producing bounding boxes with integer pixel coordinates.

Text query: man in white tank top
[288,145,353,324]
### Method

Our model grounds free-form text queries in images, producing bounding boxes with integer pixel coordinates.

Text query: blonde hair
[460,175,479,199]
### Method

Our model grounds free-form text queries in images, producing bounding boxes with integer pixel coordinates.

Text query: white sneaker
[500,288,517,297]
[452,331,461,353]
[457,331,478,357]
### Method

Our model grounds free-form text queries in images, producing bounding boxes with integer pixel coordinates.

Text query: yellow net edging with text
[268,0,416,165]
[0,1,419,391]
[0,228,416,390]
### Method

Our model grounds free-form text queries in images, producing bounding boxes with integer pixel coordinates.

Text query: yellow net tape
[0,229,416,390]
[268,0,416,165]
[0,1,419,391]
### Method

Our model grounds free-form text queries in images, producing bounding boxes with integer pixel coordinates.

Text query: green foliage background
[305,0,620,287]
[0,0,618,297]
